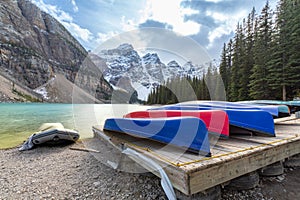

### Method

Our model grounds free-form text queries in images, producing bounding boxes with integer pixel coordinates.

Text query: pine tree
[267,0,300,100]
[286,0,300,98]
[267,1,288,100]
[229,23,243,101]
[213,67,226,101]
[219,43,229,92]
[249,1,273,99]
[225,39,233,99]
[238,8,256,100]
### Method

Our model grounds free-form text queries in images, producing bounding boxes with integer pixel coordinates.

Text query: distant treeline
[146,65,225,104]
[146,0,300,104]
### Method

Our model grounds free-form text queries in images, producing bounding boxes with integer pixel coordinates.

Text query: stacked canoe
[238,100,300,116]
[103,101,293,157]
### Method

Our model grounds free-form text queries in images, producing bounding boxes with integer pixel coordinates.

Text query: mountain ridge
[0,0,112,103]
[97,43,205,100]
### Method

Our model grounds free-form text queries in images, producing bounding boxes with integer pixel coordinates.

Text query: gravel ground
[0,142,166,200]
[0,140,299,200]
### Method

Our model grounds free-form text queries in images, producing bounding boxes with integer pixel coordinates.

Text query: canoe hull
[124,110,229,138]
[149,106,275,137]
[103,117,211,156]
[177,101,279,117]
[238,100,294,116]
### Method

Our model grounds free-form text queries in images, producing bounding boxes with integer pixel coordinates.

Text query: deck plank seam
[124,134,300,167]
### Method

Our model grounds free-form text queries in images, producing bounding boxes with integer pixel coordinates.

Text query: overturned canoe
[124,110,229,138]
[149,106,275,137]
[103,117,211,156]
[238,100,296,115]
[177,101,279,117]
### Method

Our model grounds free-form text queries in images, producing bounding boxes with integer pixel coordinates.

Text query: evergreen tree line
[146,0,300,104]
[220,0,300,101]
[146,65,226,104]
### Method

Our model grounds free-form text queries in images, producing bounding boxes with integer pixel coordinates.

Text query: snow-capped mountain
[97,43,205,100]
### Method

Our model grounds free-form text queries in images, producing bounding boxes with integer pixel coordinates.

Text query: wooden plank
[274,115,298,124]
[130,140,190,162]
[217,138,263,148]
[230,134,298,146]
[188,136,300,194]
[213,143,244,152]
[184,133,300,170]
[276,125,300,135]
[211,145,235,154]
[69,147,100,153]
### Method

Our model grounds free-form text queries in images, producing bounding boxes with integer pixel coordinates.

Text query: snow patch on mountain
[131,82,153,101]
[33,76,56,100]
[97,43,205,100]
[34,87,49,100]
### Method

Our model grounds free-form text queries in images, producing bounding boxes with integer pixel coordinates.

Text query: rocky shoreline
[0,140,299,200]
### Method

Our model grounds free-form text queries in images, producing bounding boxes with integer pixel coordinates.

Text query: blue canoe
[177,101,279,117]
[150,105,275,137]
[239,100,298,114]
[103,117,211,156]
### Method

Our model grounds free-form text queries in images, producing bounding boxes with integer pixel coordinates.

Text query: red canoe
[124,110,229,138]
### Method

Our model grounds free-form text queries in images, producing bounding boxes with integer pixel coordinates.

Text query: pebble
[93,181,101,187]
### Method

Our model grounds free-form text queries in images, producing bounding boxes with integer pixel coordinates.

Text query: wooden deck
[92,116,300,195]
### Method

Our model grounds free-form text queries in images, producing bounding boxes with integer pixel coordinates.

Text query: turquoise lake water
[0,103,74,148]
[0,103,150,149]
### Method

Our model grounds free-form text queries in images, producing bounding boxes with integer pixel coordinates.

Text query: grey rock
[0,0,112,103]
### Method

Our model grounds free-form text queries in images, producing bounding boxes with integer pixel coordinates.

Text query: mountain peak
[117,43,134,51]
[167,60,180,68]
[142,53,161,64]
[183,61,194,71]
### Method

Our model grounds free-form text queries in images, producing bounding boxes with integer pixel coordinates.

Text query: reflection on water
[0,103,150,149]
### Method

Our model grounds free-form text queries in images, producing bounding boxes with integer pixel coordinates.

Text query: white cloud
[62,22,92,42]
[31,0,73,22]
[206,10,247,48]
[31,0,93,43]
[120,0,201,36]
[120,16,137,32]
[141,0,201,36]
[70,0,79,12]
[57,11,73,22]
[95,31,119,44]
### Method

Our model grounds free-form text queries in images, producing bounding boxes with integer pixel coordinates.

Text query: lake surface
[0,103,150,149]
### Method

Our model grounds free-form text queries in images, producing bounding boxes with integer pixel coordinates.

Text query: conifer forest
[147,0,300,104]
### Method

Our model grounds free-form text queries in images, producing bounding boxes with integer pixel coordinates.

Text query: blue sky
[31,0,277,62]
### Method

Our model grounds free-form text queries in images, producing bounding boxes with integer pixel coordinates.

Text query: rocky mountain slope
[97,43,204,100]
[0,73,42,102]
[0,0,112,103]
